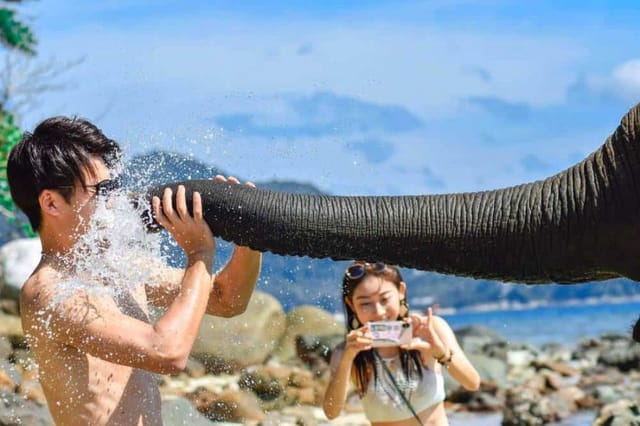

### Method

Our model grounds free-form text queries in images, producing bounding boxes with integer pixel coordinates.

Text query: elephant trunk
[143,104,640,284]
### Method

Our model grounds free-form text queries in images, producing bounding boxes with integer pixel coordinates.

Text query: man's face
[64,157,112,238]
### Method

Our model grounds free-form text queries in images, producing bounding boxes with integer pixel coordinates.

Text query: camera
[367,321,413,347]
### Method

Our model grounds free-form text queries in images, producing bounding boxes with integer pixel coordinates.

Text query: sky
[15,0,640,196]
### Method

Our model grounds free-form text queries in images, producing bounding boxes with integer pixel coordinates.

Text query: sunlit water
[441,301,640,346]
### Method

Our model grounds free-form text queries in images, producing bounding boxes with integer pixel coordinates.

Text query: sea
[439,300,640,346]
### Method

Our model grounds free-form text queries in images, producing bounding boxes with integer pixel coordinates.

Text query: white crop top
[330,348,446,423]
[362,354,445,422]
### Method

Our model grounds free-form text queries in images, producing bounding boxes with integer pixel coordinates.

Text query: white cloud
[16,2,636,198]
[24,10,587,127]
[577,59,640,102]
[612,60,640,98]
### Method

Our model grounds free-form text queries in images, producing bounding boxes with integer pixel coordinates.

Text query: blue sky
[17,0,640,196]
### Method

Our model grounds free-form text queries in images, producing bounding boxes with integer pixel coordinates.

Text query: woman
[323,262,480,425]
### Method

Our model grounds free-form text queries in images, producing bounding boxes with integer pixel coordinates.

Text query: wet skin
[20,159,163,425]
[21,160,261,425]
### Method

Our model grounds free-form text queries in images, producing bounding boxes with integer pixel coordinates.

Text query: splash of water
[50,188,165,306]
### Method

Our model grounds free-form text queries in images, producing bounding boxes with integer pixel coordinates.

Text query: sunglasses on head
[344,262,386,280]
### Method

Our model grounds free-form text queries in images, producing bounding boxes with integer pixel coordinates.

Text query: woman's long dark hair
[342,263,423,396]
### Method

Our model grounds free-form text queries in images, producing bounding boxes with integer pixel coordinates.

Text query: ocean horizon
[440,299,640,346]
[332,300,640,347]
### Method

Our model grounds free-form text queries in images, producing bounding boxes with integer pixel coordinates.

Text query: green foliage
[0,2,36,238]
[0,110,33,236]
[0,7,36,55]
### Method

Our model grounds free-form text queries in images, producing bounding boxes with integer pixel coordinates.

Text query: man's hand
[152,185,215,258]
[214,174,255,189]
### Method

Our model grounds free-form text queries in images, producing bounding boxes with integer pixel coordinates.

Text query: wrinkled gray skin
[146,103,640,341]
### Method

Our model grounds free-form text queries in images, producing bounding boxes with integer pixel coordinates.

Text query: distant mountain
[119,151,640,313]
[122,151,346,312]
[122,151,227,191]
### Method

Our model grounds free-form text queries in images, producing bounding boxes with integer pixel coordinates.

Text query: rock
[592,384,637,405]
[274,405,326,425]
[0,238,41,301]
[538,342,572,362]
[238,364,322,409]
[0,369,16,393]
[0,359,21,390]
[160,373,241,400]
[579,366,625,387]
[454,325,505,355]
[0,313,23,339]
[295,333,343,370]
[447,381,503,412]
[0,299,19,315]
[597,336,640,371]
[458,353,508,388]
[161,397,216,426]
[531,360,580,377]
[183,357,207,379]
[502,386,566,425]
[0,389,54,426]
[506,347,538,368]
[238,369,283,402]
[19,377,48,405]
[289,368,316,389]
[284,385,316,405]
[272,305,344,362]
[187,387,265,423]
[191,290,286,371]
[593,400,640,426]
[547,388,579,419]
[0,336,12,360]
[576,334,640,371]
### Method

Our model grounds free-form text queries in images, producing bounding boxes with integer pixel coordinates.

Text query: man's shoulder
[20,266,62,311]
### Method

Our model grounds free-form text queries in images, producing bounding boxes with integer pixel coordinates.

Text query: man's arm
[23,186,216,375]
[146,175,262,317]
[207,245,261,317]
[146,246,261,318]
[206,175,261,317]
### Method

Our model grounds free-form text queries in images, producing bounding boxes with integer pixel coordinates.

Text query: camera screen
[368,321,412,347]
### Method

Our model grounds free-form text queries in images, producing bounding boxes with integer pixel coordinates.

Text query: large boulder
[191,290,286,371]
[454,325,505,355]
[461,353,508,387]
[272,305,344,361]
[0,238,41,301]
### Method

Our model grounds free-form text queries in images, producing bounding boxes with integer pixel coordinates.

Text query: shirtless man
[7,116,262,425]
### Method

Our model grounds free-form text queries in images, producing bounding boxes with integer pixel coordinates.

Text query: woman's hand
[402,307,448,361]
[343,324,373,360]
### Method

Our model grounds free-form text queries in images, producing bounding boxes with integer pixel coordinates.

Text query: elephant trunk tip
[127,193,163,233]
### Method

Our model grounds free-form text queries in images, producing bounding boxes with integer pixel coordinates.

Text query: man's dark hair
[7,116,122,231]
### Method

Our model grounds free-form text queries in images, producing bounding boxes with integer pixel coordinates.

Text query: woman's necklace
[374,352,415,408]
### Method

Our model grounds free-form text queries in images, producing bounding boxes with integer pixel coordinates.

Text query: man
[7,116,262,425]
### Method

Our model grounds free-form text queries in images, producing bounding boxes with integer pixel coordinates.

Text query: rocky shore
[0,239,638,425]
[1,290,639,425]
